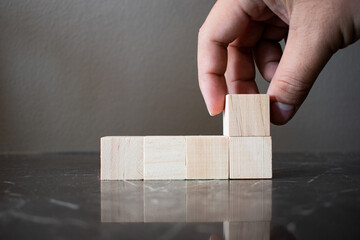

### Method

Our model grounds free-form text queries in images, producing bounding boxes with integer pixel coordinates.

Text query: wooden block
[223,94,270,136]
[101,181,144,222]
[229,180,272,221]
[223,221,270,240]
[229,137,272,179]
[186,136,228,179]
[186,181,229,222]
[144,181,186,222]
[101,136,143,180]
[144,136,186,180]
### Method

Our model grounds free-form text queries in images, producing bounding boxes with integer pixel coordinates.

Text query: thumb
[267,25,333,125]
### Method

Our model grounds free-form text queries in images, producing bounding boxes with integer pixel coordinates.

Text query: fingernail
[276,102,295,111]
[271,102,295,125]
[207,106,215,116]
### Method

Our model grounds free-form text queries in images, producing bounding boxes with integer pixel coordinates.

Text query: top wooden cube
[223,94,270,137]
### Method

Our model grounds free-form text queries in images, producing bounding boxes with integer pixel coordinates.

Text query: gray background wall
[0,0,359,153]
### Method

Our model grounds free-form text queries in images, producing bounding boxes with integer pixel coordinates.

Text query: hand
[198,0,360,124]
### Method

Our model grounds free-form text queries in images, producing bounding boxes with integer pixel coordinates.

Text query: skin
[198,0,360,125]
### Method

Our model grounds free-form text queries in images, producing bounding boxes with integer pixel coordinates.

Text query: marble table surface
[0,153,359,239]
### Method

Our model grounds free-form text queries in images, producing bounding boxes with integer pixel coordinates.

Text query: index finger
[197,0,253,115]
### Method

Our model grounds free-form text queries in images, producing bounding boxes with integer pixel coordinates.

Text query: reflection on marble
[144,181,187,222]
[101,180,272,223]
[100,180,144,222]
[101,180,272,239]
[186,181,229,222]
[224,221,270,240]
[2,153,360,239]
[229,181,272,221]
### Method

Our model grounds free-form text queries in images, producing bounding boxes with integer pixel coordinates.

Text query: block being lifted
[223,94,270,137]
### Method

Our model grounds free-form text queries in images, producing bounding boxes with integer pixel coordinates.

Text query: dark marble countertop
[0,153,359,240]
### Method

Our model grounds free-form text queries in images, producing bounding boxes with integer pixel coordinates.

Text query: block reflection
[101,180,272,223]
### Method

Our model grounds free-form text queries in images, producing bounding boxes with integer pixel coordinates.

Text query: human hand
[198,0,360,124]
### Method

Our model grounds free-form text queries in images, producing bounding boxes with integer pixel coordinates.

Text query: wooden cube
[101,136,143,180]
[144,136,186,180]
[186,136,228,179]
[223,94,270,136]
[229,137,272,179]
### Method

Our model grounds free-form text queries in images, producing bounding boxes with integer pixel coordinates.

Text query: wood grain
[229,137,272,179]
[100,136,143,180]
[144,136,186,180]
[223,94,270,137]
[186,136,228,179]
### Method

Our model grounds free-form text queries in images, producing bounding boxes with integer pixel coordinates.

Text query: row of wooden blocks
[101,94,272,180]
[101,136,271,180]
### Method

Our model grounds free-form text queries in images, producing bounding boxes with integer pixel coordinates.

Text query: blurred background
[0,0,359,153]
